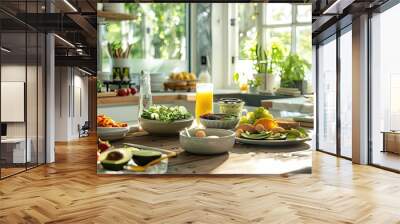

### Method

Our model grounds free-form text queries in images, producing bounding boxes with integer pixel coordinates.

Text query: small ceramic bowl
[179,128,235,155]
[139,117,194,135]
[199,116,239,129]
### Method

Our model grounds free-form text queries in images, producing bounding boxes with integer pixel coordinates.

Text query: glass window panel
[1,31,28,177]
[238,3,258,60]
[318,38,337,154]
[265,3,292,25]
[296,5,311,23]
[101,3,188,73]
[27,32,38,168]
[371,4,400,171]
[265,27,292,53]
[296,26,312,64]
[340,30,352,158]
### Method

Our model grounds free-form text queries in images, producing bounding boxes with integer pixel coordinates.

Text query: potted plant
[247,76,262,93]
[279,53,311,94]
[250,43,284,93]
[108,41,132,82]
[97,80,103,93]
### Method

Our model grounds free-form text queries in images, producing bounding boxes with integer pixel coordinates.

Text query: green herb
[141,105,192,123]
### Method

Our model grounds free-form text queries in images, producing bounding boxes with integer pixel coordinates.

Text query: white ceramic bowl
[139,117,194,135]
[199,117,239,129]
[97,127,129,141]
[179,128,235,155]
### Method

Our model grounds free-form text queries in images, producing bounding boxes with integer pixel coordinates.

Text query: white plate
[97,127,129,141]
[235,137,311,146]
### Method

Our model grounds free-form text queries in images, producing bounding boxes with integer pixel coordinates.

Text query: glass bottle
[138,71,152,119]
[198,56,211,83]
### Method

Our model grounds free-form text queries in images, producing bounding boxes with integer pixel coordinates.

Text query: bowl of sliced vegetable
[139,105,194,135]
[199,113,239,129]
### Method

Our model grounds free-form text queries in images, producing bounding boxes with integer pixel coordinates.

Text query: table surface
[107,132,312,175]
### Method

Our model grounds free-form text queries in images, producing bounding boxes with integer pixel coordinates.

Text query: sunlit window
[238,3,312,65]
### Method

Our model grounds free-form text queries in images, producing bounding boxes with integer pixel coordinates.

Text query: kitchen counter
[97,90,295,107]
[100,132,312,175]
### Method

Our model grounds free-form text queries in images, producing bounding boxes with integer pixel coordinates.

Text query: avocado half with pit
[131,150,162,166]
[100,148,133,171]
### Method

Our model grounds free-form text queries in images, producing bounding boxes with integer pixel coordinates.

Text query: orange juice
[195,83,213,122]
[239,83,249,93]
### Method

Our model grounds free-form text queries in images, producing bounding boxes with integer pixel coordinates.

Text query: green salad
[141,105,192,123]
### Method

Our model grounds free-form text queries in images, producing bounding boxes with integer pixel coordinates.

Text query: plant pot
[103,3,125,13]
[255,73,266,91]
[294,80,307,95]
[280,79,307,94]
[249,86,258,94]
[112,58,130,81]
[265,73,275,94]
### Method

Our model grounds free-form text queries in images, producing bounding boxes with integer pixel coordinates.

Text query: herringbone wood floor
[1,135,400,224]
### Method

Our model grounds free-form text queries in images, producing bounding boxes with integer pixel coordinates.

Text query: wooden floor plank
[0,135,399,223]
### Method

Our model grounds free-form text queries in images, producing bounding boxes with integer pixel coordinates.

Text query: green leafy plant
[279,53,311,88]
[247,76,262,88]
[97,80,103,93]
[108,41,132,58]
[249,43,284,75]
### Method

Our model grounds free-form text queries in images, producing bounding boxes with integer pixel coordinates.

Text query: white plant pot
[103,3,125,13]
[265,73,275,93]
[112,58,131,81]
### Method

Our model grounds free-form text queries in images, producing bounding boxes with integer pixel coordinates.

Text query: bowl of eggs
[179,128,235,155]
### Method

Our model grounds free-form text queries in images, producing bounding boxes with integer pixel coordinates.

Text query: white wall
[55,67,89,141]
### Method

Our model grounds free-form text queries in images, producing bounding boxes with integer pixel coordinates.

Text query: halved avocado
[100,149,132,171]
[131,150,162,166]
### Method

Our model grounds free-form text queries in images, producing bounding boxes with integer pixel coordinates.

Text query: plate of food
[97,115,129,141]
[97,146,170,174]
[139,105,194,135]
[235,107,311,146]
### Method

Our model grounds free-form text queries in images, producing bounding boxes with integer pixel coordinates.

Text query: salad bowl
[139,105,194,135]
[139,117,194,135]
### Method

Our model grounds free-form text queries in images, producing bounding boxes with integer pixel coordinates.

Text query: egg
[195,130,206,138]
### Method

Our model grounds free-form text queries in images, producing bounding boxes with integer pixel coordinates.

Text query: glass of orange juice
[195,83,213,123]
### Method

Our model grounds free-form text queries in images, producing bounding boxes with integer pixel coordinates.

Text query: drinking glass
[195,83,213,123]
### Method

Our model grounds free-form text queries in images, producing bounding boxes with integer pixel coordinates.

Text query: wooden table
[108,133,312,175]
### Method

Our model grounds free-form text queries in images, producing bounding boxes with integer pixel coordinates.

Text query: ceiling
[0,0,97,73]
[312,0,390,43]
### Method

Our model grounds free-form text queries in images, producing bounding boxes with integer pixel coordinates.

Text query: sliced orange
[254,118,278,131]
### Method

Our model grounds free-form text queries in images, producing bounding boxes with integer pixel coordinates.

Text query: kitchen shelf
[97,11,137,21]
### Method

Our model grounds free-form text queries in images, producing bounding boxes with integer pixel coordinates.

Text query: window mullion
[292,4,297,53]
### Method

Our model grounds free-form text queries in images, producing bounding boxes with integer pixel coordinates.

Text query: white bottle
[138,71,152,120]
[198,56,211,83]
